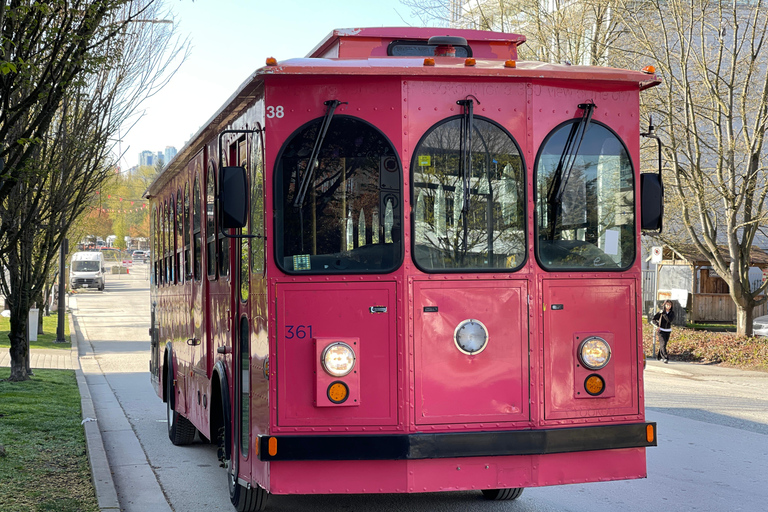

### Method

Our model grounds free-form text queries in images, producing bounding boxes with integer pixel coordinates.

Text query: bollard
[28,308,39,342]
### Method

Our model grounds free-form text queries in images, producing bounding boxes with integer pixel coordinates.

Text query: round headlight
[321,342,356,377]
[579,337,611,370]
[454,319,489,355]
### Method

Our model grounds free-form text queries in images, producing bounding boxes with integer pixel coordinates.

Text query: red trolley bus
[148,27,663,511]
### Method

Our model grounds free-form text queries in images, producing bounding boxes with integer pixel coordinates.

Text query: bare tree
[400,0,623,66]
[0,0,187,381]
[614,0,768,335]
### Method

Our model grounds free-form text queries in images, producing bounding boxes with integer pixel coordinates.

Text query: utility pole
[55,237,68,342]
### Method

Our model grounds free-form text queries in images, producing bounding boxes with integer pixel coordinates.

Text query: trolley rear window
[275,116,403,274]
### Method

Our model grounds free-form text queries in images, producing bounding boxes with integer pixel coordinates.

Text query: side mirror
[219,166,248,230]
[640,173,663,232]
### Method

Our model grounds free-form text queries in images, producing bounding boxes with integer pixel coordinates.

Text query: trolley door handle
[217,346,230,354]
[551,304,564,310]
[369,306,387,314]
[186,337,201,346]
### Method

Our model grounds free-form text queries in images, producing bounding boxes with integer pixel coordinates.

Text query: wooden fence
[689,294,768,323]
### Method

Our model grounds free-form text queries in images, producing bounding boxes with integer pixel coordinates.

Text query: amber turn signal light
[423,58,435,66]
[646,424,655,443]
[327,381,349,404]
[505,60,516,68]
[584,374,605,396]
[268,436,277,456]
[642,65,656,74]
[266,57,278,66]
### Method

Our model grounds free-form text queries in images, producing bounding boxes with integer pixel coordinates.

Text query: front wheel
[228,464,268,512]
[481,488,524,501]
[166,374,196,445]
[218,403,268,511]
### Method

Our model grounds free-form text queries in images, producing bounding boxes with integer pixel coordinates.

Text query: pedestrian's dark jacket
[652,309,675,330]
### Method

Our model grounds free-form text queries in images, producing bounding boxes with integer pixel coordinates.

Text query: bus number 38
[266,105,284,118]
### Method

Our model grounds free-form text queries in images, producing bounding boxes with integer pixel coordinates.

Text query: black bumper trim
[257,422,656,461]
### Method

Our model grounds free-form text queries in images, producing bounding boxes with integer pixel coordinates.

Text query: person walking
[653,300,675,363]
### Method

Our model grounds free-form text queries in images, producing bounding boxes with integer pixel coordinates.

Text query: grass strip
[0,313,71,350]
[0,369,98,512]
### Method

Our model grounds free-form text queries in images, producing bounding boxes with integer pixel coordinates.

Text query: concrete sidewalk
[0,347,77,370]
[1,307,168,511]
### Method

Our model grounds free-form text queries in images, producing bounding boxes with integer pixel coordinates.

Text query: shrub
[642,321,768,371]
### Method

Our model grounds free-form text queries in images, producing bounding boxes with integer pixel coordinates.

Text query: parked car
[753,315,768,336]
[132,250,149,263]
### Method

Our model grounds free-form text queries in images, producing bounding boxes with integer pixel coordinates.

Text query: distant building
[139,150,154,167]
[164,146,177,165]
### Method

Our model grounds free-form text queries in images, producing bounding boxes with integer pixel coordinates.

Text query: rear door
[276,282,399,427]
[413,279,529,425]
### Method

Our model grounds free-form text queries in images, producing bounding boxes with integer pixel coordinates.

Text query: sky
[117,0,425,170]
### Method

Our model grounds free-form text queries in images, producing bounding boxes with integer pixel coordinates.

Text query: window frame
[409,114,527,274]
[273,114,404,275]
[533,118,636,272]
[206,162,217,280]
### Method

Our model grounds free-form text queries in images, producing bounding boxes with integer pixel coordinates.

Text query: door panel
[276,282,398,427]
[542,278,639,420]
[414,280,529,425]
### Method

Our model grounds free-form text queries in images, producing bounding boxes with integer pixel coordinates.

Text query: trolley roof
[147,27,660,197]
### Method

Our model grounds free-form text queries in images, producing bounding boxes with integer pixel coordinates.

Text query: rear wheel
[166,373,196,445]
[481,488,524,501]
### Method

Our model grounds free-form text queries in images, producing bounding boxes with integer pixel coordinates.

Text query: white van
[69,251,106,291]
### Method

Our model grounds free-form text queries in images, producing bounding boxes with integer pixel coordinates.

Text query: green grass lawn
[0,313,70,350]
[0,369,98,512]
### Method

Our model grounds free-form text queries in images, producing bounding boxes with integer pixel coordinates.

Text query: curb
[70,312,121,511]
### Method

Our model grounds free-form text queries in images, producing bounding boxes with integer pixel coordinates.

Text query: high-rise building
[139,150,154,167]
[164,146,177,165]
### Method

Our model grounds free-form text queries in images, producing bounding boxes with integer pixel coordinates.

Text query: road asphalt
[4,308,768,511]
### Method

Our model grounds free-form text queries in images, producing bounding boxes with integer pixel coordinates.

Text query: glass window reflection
[275,116,402,274]
[536,121,634,270]
[412,117,526,271]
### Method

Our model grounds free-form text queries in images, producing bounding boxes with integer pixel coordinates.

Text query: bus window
[238,137,248,302]
[412,117,526,271]
[536,121,634,270]
[275,116,402,274]
[166,200,174,284]
[238,315,249,457]
[193,176,203,281]
[184,183,191,280]
[152,207,158,285]
[206,164,217,279]
[175,191,183,284]
[250,131,264,275]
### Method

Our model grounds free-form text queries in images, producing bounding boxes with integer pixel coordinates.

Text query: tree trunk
[7,322,28,382]
[736,305,754,337]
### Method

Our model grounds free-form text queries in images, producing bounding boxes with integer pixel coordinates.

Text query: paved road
[73,269,768,512]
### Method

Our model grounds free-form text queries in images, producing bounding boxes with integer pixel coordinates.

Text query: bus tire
[481,488,524,501]
[229,474,268,512]
[217,398,268,511]
[166,372,196,445]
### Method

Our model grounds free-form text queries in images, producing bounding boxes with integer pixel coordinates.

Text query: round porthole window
[454,319,489,355]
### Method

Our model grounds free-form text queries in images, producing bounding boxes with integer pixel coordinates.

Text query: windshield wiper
[456,95,479,263]
[292,99,347,209]
[546,102,596,239]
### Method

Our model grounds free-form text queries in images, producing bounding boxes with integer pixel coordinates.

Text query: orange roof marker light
[464,58,476,66]
[642,65,656,74]
[505,60,516,68]
[266,57,278,66]
[423,57,435,66]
